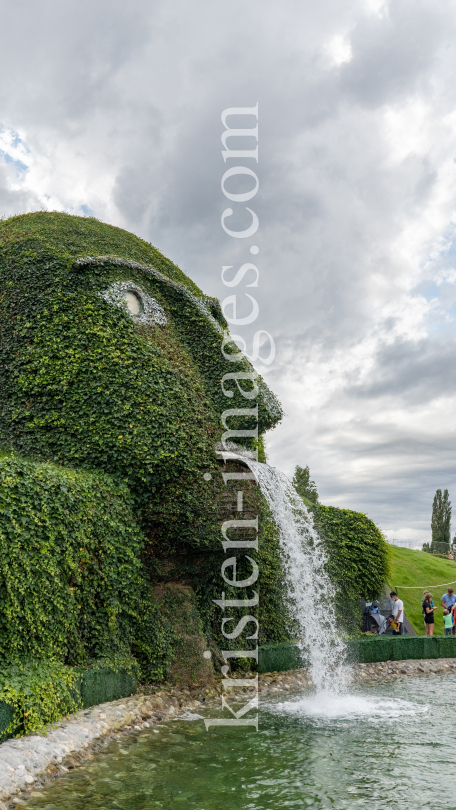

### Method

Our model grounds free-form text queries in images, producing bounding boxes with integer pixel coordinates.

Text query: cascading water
[247,460,348,694]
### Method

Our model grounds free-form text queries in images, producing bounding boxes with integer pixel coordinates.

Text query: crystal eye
[123,291,142,315]
[100,281,167,326]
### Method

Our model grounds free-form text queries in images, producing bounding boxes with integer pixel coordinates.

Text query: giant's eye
[100,281,167,326]
[123,290,142,315]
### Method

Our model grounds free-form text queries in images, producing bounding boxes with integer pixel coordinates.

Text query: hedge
[258,636,456,672]
[0,701,14,741]
[0,455,172,681]
[311,504,389,633]
[77,667,137,709]
[350,635,456,664]
[0,666,137,743]
[258,642,307,673]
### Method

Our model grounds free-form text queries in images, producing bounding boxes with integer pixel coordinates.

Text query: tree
[292,465,319,504]
[431,488,452,551]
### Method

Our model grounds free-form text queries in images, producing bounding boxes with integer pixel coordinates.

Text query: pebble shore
[1,657,456,807]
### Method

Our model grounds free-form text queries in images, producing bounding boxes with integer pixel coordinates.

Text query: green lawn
[389,546,456,635]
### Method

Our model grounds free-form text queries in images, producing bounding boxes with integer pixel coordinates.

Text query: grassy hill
[389,546,456,635]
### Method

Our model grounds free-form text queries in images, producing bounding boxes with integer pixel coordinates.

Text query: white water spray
[247,461,348,694]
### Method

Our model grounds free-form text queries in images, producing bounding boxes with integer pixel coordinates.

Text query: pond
[25,675,454,810]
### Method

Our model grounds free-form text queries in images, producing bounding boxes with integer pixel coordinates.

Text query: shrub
[312,504,390,632]
[0,659,80,739]
[0,454,172,681]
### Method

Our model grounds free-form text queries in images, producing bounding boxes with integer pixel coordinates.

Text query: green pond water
[25,676,456,810]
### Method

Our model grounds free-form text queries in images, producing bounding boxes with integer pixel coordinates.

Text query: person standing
[422,591,433,629]
[423,593,436,636]
[441,587,456,634]
[390,592,404,635]
[443,610,454,636]
[451,602,456,634]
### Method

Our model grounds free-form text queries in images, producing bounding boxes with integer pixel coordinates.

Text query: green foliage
[312,504,389,632]
[258,641,304,673]
[431,488,451,551]
[150,476,291,659]
[292,465,319,505]
[0,212,281,531]
[0,210,202,295]
[155,585,214,685]
[0,212,394,697]
[0,454,172,680]
[0,211,285,698]
[423,541,450,556]
[0,661,138,741]
[0,659,80,739]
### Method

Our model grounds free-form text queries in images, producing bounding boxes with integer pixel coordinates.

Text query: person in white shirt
[390,592,404,635]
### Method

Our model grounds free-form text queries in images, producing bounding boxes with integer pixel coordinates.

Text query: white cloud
[324,33,353,67]
[1,0,456,541]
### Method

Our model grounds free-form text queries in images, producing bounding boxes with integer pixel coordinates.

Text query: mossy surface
[0,211,286,691]
[0,213,281,503]
[0,211,390,705]
[154,584,214,686]
[0,454,171,680]
[0,211,202,294]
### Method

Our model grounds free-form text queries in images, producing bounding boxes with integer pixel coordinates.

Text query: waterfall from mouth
[247,460,348,694]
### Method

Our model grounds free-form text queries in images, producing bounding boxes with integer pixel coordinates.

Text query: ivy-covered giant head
[0,213,282,540]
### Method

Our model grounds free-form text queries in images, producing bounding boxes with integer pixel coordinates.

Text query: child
[443,609,453,636]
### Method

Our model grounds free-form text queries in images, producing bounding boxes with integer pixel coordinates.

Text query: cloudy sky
[2,0,456,542]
